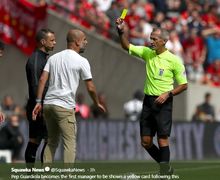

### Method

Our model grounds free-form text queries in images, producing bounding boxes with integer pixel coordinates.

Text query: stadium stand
[48,0,220,86]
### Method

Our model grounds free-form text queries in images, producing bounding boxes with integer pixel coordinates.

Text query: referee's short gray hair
[152,28,169,41]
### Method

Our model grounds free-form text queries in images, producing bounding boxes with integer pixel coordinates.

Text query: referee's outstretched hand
[32,103,42,120]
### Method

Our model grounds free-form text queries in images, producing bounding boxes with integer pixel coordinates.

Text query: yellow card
[120,9,128,19]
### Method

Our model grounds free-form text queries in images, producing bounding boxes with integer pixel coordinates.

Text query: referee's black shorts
[140,95,173,137]
[26,100,47,142]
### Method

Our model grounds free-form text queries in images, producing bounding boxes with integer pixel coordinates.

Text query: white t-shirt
[43,49,92,109]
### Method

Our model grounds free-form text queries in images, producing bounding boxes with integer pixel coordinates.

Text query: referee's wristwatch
[36,98,42,103]
[168,91,173,98]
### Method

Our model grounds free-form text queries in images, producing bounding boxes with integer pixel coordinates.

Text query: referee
[116,18,187,175]
[25,29,56,166]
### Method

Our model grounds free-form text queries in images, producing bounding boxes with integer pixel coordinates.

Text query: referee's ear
[41,39,46,46]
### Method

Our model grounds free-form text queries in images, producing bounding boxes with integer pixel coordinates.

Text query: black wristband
[168,91,173,98]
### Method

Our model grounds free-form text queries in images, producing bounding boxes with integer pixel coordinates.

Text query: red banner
[0,0,47,55]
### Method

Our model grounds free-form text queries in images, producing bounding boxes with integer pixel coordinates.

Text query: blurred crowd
[39,0,220,87]
[0,95,25,162]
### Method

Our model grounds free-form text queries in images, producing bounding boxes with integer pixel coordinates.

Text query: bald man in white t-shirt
[32,29,106,163]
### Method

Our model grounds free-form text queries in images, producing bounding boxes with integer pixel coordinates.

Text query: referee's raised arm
[116,18,129,51]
